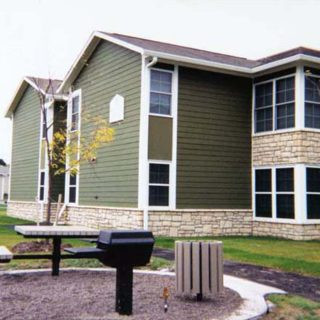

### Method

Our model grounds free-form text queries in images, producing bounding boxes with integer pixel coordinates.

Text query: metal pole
[115,266,133,315]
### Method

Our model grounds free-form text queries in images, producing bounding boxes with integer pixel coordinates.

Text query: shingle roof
[100,32,259,68]
[101,32,320,69]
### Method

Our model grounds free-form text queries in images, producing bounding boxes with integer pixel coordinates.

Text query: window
[276,168,294,219]
[306,168,320,219]
[149,163,169,206]
[305,76,320,129]
[255,169,272,217]
[255,82,273,133]
[69,174,77,203]
[39,171,45,201]
[254,76,295,133]
[254,167,295,220]
[275,77,295,130]
[149,70,172,115]
[42,109,47,139]
[71,95,80,131]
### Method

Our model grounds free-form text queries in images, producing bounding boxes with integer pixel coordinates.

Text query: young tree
[32,78,114,224]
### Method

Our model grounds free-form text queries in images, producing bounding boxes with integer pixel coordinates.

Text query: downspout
[143,56,158,230]
[146,56,158,68]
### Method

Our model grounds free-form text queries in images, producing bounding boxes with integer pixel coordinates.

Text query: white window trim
[37,100,53,204]
[253,164,320,224]
[65,89,82,205]
[253,73,296,135]
[149,67,174,117]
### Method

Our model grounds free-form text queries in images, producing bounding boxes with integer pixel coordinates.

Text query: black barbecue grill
[65,230,155,315]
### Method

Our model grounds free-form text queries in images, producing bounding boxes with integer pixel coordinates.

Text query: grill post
[52,237,61,276]
[115,265,133,315]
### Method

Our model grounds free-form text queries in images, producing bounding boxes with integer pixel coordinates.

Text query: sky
[1,0,320,163]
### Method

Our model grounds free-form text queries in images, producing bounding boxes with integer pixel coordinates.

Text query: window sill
[149,113,173,119]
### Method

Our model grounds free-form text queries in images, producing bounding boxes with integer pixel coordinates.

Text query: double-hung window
[255,82,273,133]
[276,168,295,219]
[149,70,172,116]
[149,163,170,206]
[67,91,81,204]
[69,174,77,204]
[305,76,320,129]
[39,170,45,201]
[255,169,272,217]
[71,95,80,131]
[306,167,320,219]
[275,77,295,130]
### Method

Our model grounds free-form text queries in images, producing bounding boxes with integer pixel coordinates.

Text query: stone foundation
[7,201,58,222]
[253,130,320,166]
[6,201,320,239]
[253,221,320,240]
[65,205,143,230]
[148,210,253,237]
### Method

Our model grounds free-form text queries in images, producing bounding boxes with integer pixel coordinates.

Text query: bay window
[254,75,295,133]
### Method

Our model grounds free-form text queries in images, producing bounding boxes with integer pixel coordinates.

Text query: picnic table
[14,225,99,276]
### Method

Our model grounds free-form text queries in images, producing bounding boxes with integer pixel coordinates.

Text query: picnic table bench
[12,225,99,276]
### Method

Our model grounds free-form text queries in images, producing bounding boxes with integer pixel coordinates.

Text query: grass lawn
[0,206,172,271]
[156,236,320,277]
[265,294,320,320]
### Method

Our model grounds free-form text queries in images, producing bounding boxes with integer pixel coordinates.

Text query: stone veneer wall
[253,221,320,240]
[65,206,143,230]
[148,210,253,237]
[253,130,320,166]
[7,201,58,222]
[7,201,320,240]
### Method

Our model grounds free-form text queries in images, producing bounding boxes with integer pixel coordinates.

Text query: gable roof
[57,31,320,93]
[4,77,62,118]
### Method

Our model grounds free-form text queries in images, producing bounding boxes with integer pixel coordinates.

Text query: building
[0,160,9,203]
[5,32,320,240]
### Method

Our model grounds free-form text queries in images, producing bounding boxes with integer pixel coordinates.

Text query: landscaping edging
[0,268,285,320]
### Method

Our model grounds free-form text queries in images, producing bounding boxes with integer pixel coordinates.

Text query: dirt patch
[12,241,72,253]
[0,270,242,320]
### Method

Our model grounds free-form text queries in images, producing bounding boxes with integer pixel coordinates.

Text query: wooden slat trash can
[175,241,223,300]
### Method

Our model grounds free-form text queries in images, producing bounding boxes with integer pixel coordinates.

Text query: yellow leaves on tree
[49,115,114,176]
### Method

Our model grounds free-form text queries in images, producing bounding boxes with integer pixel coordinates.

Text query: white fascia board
[94,31,145,54]
[143,49,253,75]
[251,54,320,73]
[4,77,46,118]
[57,31,145,94]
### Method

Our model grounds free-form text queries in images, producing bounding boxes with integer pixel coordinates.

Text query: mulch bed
[153,247,320,301]
[0,270,242,320]
[12,241,72,253]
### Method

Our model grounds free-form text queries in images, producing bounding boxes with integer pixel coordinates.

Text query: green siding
[148,116,172,160]
[176,67,252,209]
[10,86,40,201]
[73,41,141,207]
